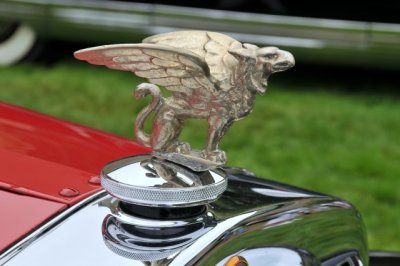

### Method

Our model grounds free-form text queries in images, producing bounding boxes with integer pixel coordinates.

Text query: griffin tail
[134,83,163,146]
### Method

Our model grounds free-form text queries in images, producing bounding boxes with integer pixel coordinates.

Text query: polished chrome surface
[75,31,294,168]
[3,170,368,266]
[101,154,227,207]
[0,190,106,265]
[1,0,400,69]
[102,202,215,261]
[108,197,213,228]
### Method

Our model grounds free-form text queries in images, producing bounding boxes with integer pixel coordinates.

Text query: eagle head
[229,45,295,94]
[250,47,295,93]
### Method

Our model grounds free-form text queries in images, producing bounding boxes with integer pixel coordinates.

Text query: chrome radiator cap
[101,154,227,208]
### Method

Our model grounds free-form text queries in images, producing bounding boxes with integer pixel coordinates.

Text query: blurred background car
[1,0,400,69]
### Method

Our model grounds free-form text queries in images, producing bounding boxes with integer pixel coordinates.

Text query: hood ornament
[75,31,294,261]
[75,31,294,171]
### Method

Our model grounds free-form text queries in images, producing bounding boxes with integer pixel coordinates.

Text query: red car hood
[0,103,150,251]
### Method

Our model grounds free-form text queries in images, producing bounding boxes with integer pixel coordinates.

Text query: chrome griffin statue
[75,31,294,169]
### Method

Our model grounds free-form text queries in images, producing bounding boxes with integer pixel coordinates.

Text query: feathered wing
[143,31,244,91]
[74,43,216,95]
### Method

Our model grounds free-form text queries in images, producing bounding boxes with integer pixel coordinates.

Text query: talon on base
[201,149,227,164]
[173,142,191,154]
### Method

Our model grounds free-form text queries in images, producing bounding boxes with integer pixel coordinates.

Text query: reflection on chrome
[251,187,313,198]
[102,203,216,262]
[101,154,227,207]
[216,247,318,266]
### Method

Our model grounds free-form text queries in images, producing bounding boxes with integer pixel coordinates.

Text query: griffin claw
[201,150,227,164]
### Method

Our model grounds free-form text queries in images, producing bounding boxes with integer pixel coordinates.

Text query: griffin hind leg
[151,107,191,154]
[202,115,234,164]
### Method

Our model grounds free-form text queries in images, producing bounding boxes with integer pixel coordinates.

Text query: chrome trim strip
[0,190,107,265]
[1,0,400,67]
[154,4,368,30]
[52,8,150,29]
[1,0,400,48]
[0,0,374,43]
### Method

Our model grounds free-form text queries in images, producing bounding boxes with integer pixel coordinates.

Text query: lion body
[135,80,257,160]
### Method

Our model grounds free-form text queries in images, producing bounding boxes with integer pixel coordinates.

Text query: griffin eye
[264,53,277,60]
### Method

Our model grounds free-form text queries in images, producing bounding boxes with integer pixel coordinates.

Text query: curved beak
[272,50,295,72]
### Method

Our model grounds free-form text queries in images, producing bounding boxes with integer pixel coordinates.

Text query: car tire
[0,22,42,66]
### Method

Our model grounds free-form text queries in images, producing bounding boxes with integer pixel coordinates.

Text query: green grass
[1,61,399,250]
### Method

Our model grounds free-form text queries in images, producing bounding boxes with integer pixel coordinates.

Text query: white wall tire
[0,23,38,66]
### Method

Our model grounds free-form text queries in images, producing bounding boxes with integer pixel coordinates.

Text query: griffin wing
[144,31,244,91]
[74,43,216,95]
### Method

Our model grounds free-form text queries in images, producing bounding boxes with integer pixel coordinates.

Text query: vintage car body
[0,103,375,265]
[1,0,400,69]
